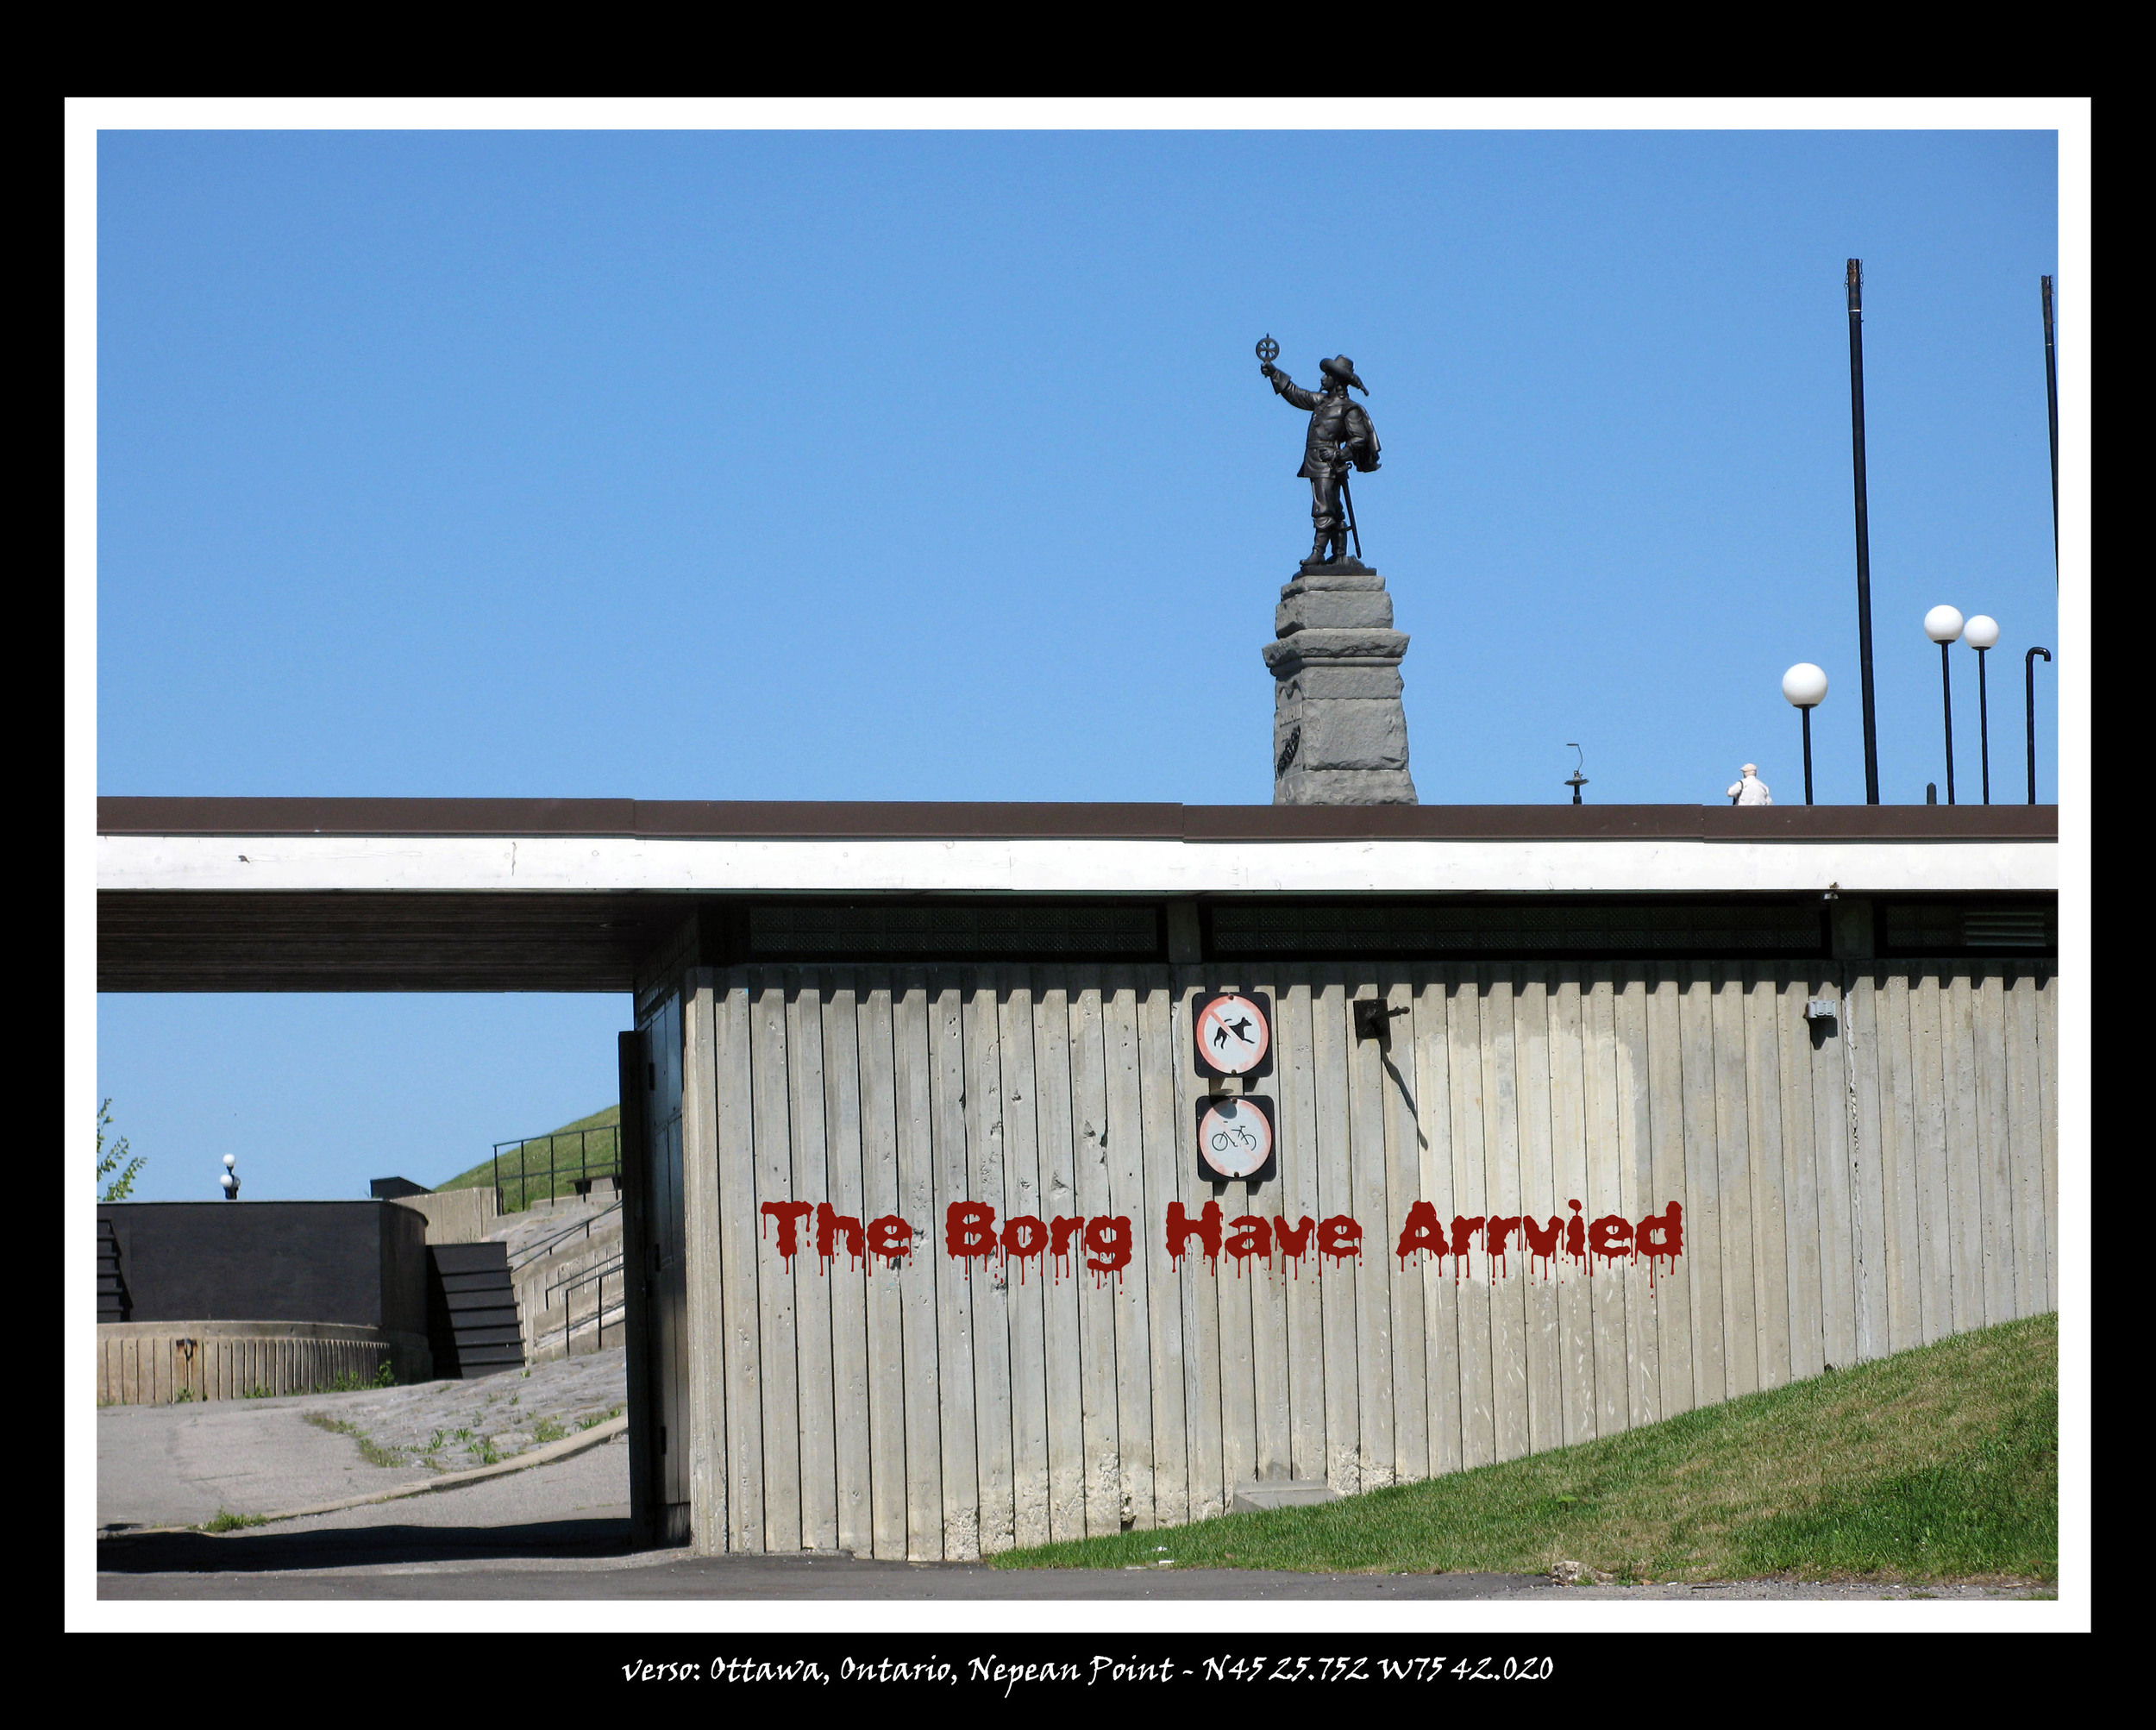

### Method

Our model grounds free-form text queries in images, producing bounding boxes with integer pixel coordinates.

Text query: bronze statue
[1257,338,1380,567]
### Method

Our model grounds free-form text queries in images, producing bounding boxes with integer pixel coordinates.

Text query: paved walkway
[98,1348,628,1533]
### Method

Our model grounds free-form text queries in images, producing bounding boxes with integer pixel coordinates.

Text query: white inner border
[100,832,2058,897]
[68,95,2090,1640]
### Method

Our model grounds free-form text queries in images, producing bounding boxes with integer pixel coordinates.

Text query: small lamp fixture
[1563,743,1588,805]
[219,1153,240,1200]
[1924,606,1964,804]
[2025,647,2053,805]
[1781,663,1828,805]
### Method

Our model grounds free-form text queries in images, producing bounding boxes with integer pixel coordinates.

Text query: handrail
[547,1248,626,1307]
[509,1197,622,1275]
[490,1124,624,1214]
[549,1251,627,1360]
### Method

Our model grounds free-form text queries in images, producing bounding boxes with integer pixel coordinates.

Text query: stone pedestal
[1263,560,1418,805]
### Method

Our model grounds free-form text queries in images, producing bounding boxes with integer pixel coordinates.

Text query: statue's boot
[1307,531,1333,567]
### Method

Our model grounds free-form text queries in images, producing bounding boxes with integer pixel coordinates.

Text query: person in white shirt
[1727,764,1771,805]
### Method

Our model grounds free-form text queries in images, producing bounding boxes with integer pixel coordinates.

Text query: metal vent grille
[1209,900,1827,958]
[1883,903,2054,954]
[749,903,1162,959]
[1963,909,2052,948]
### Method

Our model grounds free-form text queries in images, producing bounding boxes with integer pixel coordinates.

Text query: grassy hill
[433,1105,620,1210]
[993,1312,2057,1583]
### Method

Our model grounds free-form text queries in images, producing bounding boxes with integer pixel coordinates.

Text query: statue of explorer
[1259,348,1381,567]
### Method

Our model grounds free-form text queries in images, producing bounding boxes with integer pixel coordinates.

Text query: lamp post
[1781,663,1828,805]
[1847,260,1882,803]
[2026,646,2052,805]
[1564,743,1588,805]
[2041,276,2059,576]
[1924,605,1964,804]
[219,1153,240,1200]
[1963,615,1999,804]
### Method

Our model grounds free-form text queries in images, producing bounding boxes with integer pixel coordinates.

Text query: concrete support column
[1263,562,1418,805]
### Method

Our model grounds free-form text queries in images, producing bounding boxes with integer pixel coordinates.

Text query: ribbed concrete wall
[96,1320,431,1404]
[674,958,2057,1559]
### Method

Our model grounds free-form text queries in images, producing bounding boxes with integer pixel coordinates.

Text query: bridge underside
[96,799,2057,993]
[97,892,697,992]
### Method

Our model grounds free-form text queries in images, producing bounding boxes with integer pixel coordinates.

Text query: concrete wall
[96,1319,430,1404]
[98,1200,429,1337]
[389,1186,499,1244]
[667,958,2058,1559]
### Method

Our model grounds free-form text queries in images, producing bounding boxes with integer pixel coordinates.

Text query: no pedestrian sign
[1194,991,1271,1079]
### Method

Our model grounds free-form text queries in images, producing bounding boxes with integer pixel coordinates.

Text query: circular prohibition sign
[1195,1094,1276,1182]
[1194,991,1271,1078]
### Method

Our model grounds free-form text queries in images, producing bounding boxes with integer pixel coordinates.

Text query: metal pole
[1976,646,1991,805]
[1847,260,1882,804]
[1801,706,1815,805]
[2026,646,2052,804]
[1940,641,1957,805]
[2042,276,2059,577]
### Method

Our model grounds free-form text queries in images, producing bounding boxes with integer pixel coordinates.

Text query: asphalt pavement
[99,1420,1555,1598]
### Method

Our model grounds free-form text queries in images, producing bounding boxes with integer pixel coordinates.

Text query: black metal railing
[491,1125,623,1214]
[548,1253,626,1360]
[508,1198,623,1276]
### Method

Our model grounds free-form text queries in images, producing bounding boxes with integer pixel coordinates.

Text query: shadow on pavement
[97,1514,636,1575]
[97,1518,1558,1600]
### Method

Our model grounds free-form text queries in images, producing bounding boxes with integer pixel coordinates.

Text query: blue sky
[94,127,2061,1200]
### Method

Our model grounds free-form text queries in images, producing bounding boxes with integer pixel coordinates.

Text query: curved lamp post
[1964,615,1999,804]
[1564,743,1588,805]
[1924,605,1964,804]
[219,1153,240,1200]
[2026,646,2053,805]
[1781,663,1828,805]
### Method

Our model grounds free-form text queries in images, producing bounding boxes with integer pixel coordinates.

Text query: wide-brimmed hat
[1319,355,1368,393]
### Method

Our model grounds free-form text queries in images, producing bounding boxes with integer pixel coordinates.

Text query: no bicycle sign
[1195,1093,1276,1184]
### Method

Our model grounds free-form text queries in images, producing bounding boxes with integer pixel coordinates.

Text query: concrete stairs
[493,1186,626,1366]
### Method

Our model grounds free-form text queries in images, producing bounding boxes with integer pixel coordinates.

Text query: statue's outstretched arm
[1264,367,1323,411]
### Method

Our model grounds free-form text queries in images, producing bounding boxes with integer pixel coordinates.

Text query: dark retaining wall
[97,1200,429,1336]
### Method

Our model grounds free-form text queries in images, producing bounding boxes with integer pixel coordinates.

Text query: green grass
[200,1509,268,1533]
[993,1313,2057,1584]
[432,1105,620,1207]
[303,1410,407,1469]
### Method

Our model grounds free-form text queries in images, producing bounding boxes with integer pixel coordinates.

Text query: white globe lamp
[1924,605,1964,644]
[1782,663,1829,708]
[1781,665,1828,805]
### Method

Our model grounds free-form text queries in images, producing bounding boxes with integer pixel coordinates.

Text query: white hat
[1740,763,1757,774]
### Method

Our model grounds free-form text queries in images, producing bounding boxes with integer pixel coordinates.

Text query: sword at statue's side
[1340,464,1362,561]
